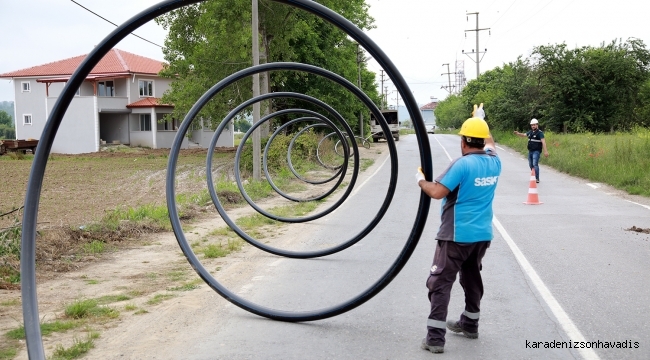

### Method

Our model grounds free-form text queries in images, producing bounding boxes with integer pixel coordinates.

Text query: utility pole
[251,0,261,181]
[384,86,389,109]
[390,89,401,109]
[441,63,456,94]
[463,12,490,78]
[356,43,363,139]
[379,70,386,110]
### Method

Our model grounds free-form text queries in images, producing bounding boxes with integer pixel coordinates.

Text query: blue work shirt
[434,148,501,243]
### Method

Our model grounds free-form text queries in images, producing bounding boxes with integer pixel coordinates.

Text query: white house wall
[46,96,97,154]
[195,122,234,148]
[13,78,46,141]
[156,131,188,149]
[115,79,127,97]
[129,75,172,99]
[129,113,154,148]
[48,81,93,97]
[421,110,436,126]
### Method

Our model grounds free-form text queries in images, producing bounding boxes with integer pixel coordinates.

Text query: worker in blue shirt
[415,116,501,354]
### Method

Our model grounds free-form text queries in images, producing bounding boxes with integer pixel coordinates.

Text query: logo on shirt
[431,265,437,273]
[474,176,499,187]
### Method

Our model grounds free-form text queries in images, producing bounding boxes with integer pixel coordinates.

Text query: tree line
[0,101,14,139]
[435,38,650,133]
[156,0,380,134]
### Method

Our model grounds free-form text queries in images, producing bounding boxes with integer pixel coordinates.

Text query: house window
[161,118,180,131]
[139,114,151,131]
[139,80,153,97]
[23,114,32,125]
[98,81,115,97]
[21,82,31,92]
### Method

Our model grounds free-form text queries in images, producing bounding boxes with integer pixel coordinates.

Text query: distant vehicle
[370,109,400,142]
[426,123,436,134]
[0,139,38,155]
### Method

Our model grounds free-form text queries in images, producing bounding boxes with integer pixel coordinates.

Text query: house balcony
[97,96,129,113]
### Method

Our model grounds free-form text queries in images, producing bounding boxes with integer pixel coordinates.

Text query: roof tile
[420,102,438,110]
[126,97,173,108]
[0,49,164,78]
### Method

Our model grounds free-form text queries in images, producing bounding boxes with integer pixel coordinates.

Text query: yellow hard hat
[458,117,490,139]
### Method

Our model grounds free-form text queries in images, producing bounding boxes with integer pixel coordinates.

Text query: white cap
[530,118,539,125]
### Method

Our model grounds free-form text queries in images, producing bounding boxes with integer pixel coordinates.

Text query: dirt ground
[0,142,389,359]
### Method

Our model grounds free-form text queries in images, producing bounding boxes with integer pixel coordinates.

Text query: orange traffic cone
[523,169,543,205]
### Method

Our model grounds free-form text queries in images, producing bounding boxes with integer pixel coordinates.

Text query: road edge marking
[351,150,391,197]
[624,199,650,210]
[492,216,600,360]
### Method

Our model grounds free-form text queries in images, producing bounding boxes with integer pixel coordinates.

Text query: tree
[533,39,650,132]
[156,0,381,134]
[0,110,12,127]
[0,111,15,139]
[441,38,650,133]
[234,117,252,133]
[434,94,467,129]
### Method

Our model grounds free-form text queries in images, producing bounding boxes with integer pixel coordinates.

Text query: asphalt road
[165,134,650,359]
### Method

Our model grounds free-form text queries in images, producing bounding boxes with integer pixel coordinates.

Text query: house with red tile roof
[0,49,233,154]
[420,101,438,133]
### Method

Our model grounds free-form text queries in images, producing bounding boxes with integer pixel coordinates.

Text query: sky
[2,0,650,110]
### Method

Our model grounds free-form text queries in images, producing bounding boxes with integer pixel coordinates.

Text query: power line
[514,0,577,44]
[70,0,163,48]
[489,0,519,28]
[500,0,557,35]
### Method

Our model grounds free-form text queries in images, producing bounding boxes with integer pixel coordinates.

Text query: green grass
[6,320,79,340]
[168,279,202,291]
[0,299,19,306]
[166,269,188,282]
[197,200,321,258]
[0,218,21,260]
[82,240,105,255]
[492,128,650,196]
[0,347,17,360]
[51,332,100,360]
[124,303,138,311]
[202,243,230,258]
[100,204,170,231]
[146,293,175,306]
[0,265,20,284]
[95,294,131,305]
[64,299,119,319]
[360,158,375,172]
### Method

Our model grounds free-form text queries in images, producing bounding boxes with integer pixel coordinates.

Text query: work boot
[446,320,479,339]
[421,338,444,354]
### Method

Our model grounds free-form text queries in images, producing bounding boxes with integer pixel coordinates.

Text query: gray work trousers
[425,240,490,346]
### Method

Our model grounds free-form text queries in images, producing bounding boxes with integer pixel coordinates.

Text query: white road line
[351,154,390,197]
[433,135,453,161]
[586,183,600,189]
[493,217,600,360]
[625,200,650,210]
[436,137,599,360]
